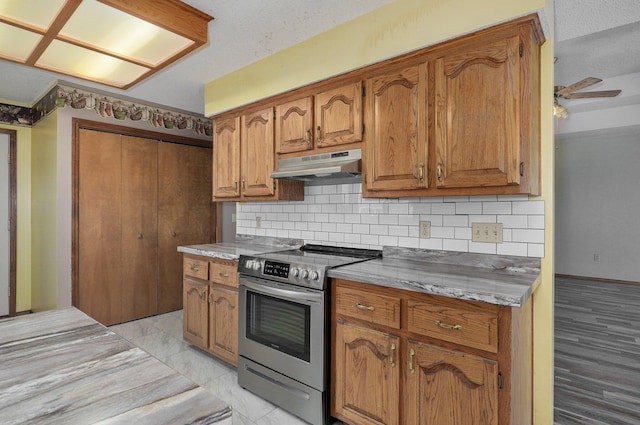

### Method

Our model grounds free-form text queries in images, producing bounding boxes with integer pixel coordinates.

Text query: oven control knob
[309,270,319,281]
[253,261,262,271]
[300,269,309,279]
[291,267,300,277]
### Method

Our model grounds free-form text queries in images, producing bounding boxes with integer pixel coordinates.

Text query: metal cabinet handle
[305,129,312,146]
[316,125,322,142]
[171,231,177,237]
[219,272,230,278]
[355,303,375,311]
[418,162,424,183]
[234,181,238,192]
[242,178,246,193]
[409,348,415,373]
[390,342,396,368]
[137,233,143,239]
[437,161,444,182]
[199,289,207,301]
[435,320,462,330]
[190,263,200,272]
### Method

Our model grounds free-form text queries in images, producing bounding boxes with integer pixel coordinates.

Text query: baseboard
[555,273,640,286]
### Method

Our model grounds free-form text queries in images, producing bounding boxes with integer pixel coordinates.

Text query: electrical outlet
[472,223,503,243]
[255,216,262,228]
[593,254,600,262]
[419,221,431,239]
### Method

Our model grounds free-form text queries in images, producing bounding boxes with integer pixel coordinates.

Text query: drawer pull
[190,264,200,272]
[390,342,396,367]
[435,320,462,330]
[409,348,415,373]
[199,290,207,301]
[219,272,230,278]
[355,303,375,311]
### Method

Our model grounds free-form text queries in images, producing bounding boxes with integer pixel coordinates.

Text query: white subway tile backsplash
[236,183,545,257]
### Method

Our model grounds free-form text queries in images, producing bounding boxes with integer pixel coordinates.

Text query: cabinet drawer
[407,299,498,352]
[183,257,209,280]
[209,260,239,288]
[335,285,401,329]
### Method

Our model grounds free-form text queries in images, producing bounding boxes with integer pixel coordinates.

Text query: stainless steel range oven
[237,245,381,425]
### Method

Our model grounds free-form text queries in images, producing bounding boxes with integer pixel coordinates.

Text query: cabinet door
[434,33,521,188]
[333,320,400,425]
[78,129,123,326]
[405,340,498,425]
[241,107,276,197]
[209,285,239,366]
[158,143,212,314]
[315,82,363,148]
[213,116,241,198]
[120,135,158,322]
[364,63,428,192]
[275,96,314,153]
[183,278,209,348]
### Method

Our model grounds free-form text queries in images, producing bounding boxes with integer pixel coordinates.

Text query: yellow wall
[0,123,32,312]
[204,0,555,423]
[30,111,58,312]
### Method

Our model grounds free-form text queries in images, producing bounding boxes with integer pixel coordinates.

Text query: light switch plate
[472,223,503,243]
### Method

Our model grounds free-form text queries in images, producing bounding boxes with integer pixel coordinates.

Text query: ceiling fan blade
[555,77,602,96]
[562,90,622,99]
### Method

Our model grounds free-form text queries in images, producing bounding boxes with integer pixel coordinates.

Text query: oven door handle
[241,279,323,303]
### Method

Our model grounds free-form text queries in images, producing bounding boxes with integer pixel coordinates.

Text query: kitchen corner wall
[236,184,544,257]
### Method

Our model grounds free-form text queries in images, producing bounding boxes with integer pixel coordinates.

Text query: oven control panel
[238,255,325,289]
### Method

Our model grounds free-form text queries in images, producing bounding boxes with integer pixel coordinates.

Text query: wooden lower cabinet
[405,341,498,425]
[333,320,400,425]
[331,279,531,425]
[182,254,239,367]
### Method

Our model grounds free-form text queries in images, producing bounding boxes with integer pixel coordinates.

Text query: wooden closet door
[158,143,212,313]
[78,129,123,325]
[121,135,158,322]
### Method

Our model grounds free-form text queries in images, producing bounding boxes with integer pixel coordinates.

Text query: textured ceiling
[554,0,640,114]
[1,0,639,117]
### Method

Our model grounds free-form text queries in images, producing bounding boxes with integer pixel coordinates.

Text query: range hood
[270,149,361,186]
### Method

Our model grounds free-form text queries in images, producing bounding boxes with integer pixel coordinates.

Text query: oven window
[246,290,311,362]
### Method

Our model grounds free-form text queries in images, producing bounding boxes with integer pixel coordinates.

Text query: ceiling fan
[553,77,622,118]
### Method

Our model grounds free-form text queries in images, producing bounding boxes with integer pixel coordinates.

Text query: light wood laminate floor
[554,276,640,424]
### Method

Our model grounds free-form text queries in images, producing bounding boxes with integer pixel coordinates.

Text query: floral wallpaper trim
[0,103,33,126]
[2,85,212,137]
[56,85,213,136]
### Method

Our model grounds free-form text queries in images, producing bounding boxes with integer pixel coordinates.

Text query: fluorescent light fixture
[0,0,213,89]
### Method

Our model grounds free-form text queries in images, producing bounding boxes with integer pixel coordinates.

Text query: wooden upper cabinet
[275,82,363,154]
[275,96,313,154]
[241,107,276,197]
[364,63,428,193]
[212,110,303,202]
[315,82,363,148]
[433,26,532,190]
[213,116,241,198]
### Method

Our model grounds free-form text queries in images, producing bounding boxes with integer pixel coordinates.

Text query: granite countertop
[328,247,541,307]
[0,308,231,425]
[178,235,303,260]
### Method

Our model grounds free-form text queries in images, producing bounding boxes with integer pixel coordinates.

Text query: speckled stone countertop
[328,247,541,307]
[178,235,303,260]
[0,308,232,425]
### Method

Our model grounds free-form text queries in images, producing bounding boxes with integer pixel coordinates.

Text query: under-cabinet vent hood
[270,149,361,186]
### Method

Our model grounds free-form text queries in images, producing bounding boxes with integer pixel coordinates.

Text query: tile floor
[110,310,313,425]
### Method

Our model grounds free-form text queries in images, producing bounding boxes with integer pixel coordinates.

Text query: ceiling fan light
[553,100,568,119]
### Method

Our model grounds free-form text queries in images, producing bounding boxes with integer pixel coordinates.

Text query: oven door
[239,275,326,390]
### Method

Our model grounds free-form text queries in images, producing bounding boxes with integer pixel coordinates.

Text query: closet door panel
[78,129,123,326]
[121,135,158,321]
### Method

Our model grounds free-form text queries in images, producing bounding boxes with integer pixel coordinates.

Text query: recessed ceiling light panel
[0,0,213,89]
